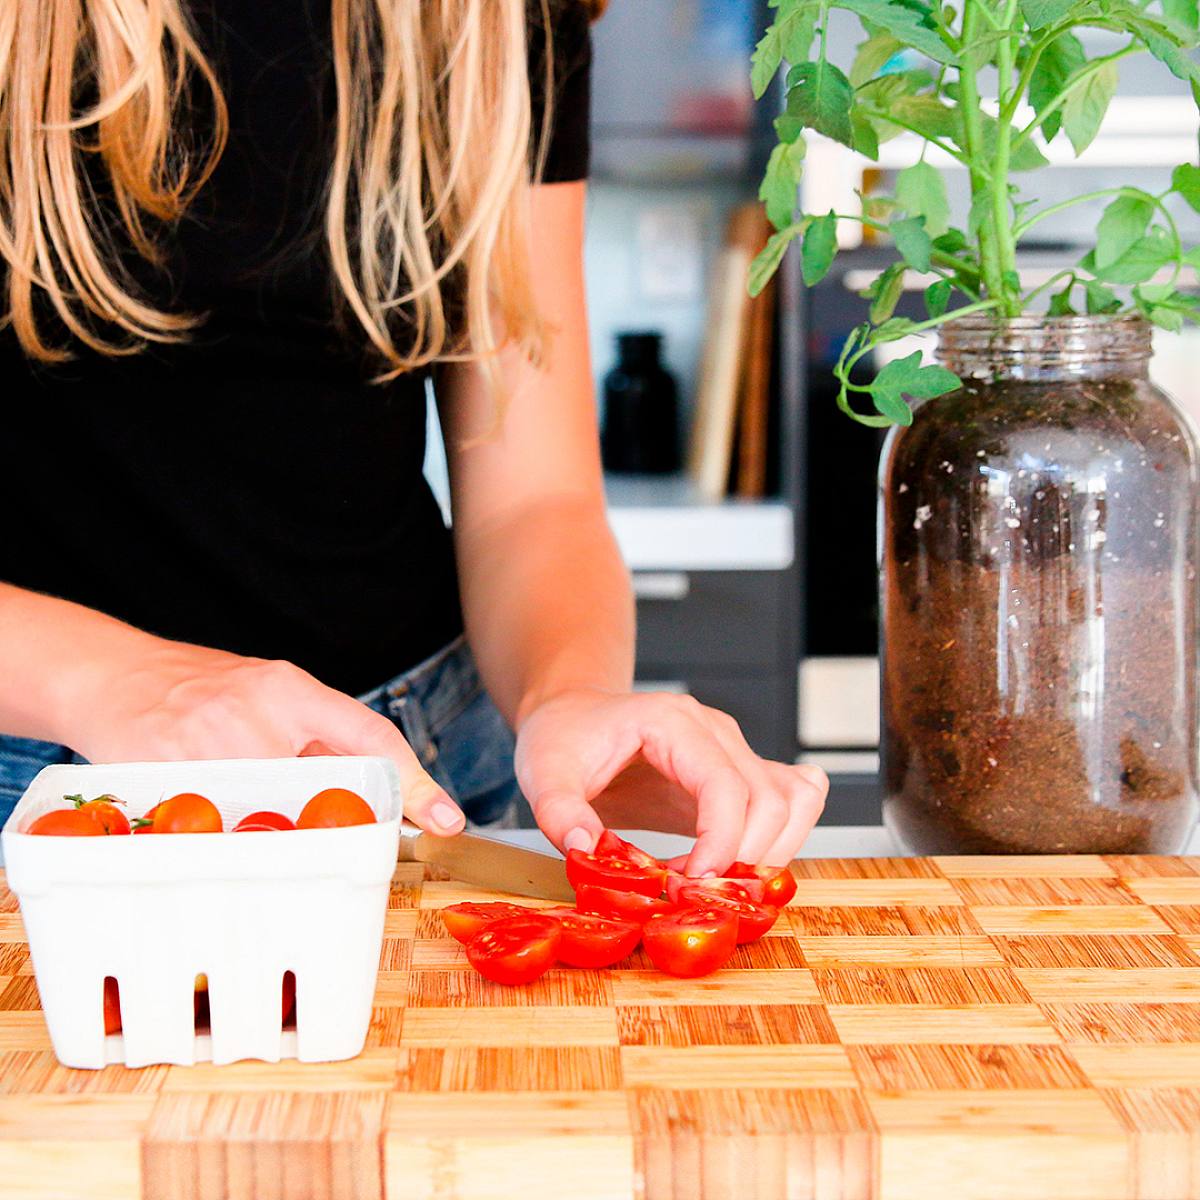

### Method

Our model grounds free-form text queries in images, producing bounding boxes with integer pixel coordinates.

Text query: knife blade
[397,822,575,902]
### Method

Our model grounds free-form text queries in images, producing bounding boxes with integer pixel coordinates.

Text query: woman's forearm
[455,493,634,729]
[0,582,156,744]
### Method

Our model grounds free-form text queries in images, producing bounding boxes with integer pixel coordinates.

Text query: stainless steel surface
[397,822,574,901]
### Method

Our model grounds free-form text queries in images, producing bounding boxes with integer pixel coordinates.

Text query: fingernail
[564,826,594,852]
[432,801,464,831]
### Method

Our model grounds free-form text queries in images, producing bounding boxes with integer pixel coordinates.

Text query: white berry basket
[1,756,401,1070]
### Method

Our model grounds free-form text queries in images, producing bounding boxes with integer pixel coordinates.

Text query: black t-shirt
[1,1,591,697]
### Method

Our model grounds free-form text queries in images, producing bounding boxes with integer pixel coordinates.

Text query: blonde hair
[0,0,558,375]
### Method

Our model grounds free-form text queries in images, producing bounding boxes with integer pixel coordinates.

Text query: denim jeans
[0,635,521,831]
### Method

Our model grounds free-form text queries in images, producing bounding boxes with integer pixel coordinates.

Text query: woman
[0,0,826,874]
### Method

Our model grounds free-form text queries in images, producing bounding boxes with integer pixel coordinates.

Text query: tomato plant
[642,907,738,978]
[574,883,674,925]
[541,907,641,968]
[465,914,561,985]
[153,793,223,834]
[296,788,375,829]
[677,886,779,944]
[441,901,532,945]
[728,862,797,908]
[233,811,296,832]
[565,850,665,897]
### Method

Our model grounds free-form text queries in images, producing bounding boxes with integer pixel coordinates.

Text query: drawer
[633,570,788,671]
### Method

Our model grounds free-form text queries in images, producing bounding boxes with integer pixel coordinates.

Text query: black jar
[881,314,1200,854]
[601,332,680,474]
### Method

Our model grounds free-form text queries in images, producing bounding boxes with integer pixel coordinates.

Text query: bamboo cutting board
[3,856,1200,1199]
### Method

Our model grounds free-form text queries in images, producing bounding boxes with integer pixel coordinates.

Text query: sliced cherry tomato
[677,886,780,944]
[296,788,375,829]
[26,809,104,836]
[153,793,223,834]
[63,793,130,835]
[440,902,533,945]
[103,978,121,1034]
[665,872,766,906]
[466,914,561,985]
[541,907,641,968]
[594,830,663,872]
[728,861,798,908]
[574,883,675,925]
[642,907,738,978]
[233,811,297,832]
[565,850,665,898]
[132,804,160,834]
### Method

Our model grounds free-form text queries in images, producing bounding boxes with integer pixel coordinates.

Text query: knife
[397,821,575,902]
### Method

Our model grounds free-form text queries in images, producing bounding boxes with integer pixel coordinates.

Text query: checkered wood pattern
[4,857,1200,1199]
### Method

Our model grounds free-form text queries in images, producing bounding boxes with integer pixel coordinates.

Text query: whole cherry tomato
[677,886,779,944]
[103,979,121,1034]
[465,914,561,985]
[153,793,223,833]
[541,907,641,968]
[63,794,130,836]
[574,883,675,925]
[565,850,665,898]
[233,811,296,832]
[441,902,533,945]
[132,804,160,834]
[296,788,375,829]
[26,809,104,836]
[727,861,798,908]
[642,907,738,978]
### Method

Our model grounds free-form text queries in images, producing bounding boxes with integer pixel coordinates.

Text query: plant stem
[957,0,1007,308]
[991,0,1021,315]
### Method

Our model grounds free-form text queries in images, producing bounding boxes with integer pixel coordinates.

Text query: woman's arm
[441,182,827,874]
[0,581,463,831]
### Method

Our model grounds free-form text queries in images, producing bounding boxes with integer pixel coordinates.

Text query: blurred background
[431,0,1200,825]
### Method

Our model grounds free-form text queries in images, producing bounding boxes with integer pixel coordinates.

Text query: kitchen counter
[4,847,1200,1199]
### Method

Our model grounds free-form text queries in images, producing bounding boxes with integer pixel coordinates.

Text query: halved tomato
[728,862,798,908]
[233,811,297,832]
[665,872,766,906]
[441,901,533,945]
[466,914,562,985]
[565,850,665,897]
[642,907,738,978]
[541,907,641,968]
[594,830,663,872]
[677,886,779,944]
[574,883,675,925]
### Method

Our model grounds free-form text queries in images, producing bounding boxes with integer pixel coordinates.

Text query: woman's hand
[64,635,467,835]
[514,688,827,876]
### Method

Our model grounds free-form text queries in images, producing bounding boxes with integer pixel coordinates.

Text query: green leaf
[1095,193,1155,269]
[1089,227,1175,284]
[749,226,799,296]
[933,227,969,255]
[851,110,881,159]
[780,6,820,61]
[1163,0,1200,32]
[1135,17,1200,85]
[967,189,993,237]
[1062,61,1119,155]
[760,139,808,230]
[1020,0,1078,29]
[831,0,957,63]
[1085,279,1122,313]
[1149,304,1186,330]
[873,316,918,342]
[850,33,904,86]
[924,278,952,317]
[1172,163,1200,212]
[784,61,855,147]
[775,111,805,143]
[868,263,907,322]
[885,95,958,141]
[890,216,932,272]
[1048,282,1077,315]
[868,350,960,424]
[752,27,784,100]
[895,161,950,238]
[801,211,839,285]
[1027,34,1086,142]
[970,113,1050,170]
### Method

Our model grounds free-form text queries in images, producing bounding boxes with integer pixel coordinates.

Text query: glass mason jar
[880,314,1200,854]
